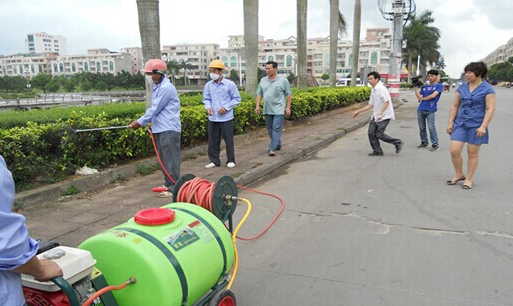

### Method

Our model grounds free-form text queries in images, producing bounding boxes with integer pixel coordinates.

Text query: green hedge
[1,86,370,189]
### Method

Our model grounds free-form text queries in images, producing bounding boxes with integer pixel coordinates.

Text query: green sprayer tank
[79,202,235,306]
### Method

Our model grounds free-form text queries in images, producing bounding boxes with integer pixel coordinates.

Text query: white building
[121,47,144,74]
[50,49,132,76]
[483,36,513,67]
[26,32,67,55]
[161,43,219,85]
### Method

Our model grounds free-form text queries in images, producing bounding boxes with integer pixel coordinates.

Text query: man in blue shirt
[415,69,443,151]
[1,155,63,306]
[255,61,292,156]
[203,60,241,169]
[130,59,181,197]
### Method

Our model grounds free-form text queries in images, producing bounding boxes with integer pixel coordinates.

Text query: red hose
[147,128,285,240]
[82,277,135,306]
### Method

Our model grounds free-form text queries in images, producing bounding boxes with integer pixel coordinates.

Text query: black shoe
[395,141,404,154]
[430,145,440,151]
[275,145,282,151]
[417,143,428,149]
[368,152,384,156]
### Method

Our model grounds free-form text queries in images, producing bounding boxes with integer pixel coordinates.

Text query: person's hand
[476,126,487,137]
[285,107,291,117]
[446,123,454,135]
[352,110,359,118]
[129,120,141,129]
[217,107,227,114]
[376,113,383,121]
[207,108,214,116]
[33,259,63,282]
[254,106,260,114]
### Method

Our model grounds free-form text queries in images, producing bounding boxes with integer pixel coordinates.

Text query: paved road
[233,87,513,305]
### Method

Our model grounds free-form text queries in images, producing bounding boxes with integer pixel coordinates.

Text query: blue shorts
[451,125,489,145]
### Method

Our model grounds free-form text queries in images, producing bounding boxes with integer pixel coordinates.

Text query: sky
[1,0,512,77]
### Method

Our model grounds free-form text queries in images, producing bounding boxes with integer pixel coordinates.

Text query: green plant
[109,174,127,184]
[61,185,80,196]
[137,163,161,175]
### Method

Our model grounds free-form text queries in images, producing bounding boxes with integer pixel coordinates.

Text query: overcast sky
[1,0,512,77]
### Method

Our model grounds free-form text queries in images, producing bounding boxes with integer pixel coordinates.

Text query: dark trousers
[154,130,181,191]
[208,120,235,166]
[368,119,402,154]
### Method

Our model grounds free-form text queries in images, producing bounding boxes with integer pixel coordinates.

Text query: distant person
[352,71,403,156]
[1,155,63,306]
[130,59,181,198]
[203,60,241,168]
[414,69,443,151]
[446,61,495,189]
[255,61,292,156]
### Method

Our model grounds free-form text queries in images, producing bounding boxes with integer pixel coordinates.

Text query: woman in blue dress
[446,62,496,189]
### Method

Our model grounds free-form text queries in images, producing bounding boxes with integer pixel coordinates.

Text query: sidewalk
[18,91,413,247]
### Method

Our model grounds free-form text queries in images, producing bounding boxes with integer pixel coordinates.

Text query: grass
[109,174,127,184]
[137,163,161,175]
[61,185,80,196]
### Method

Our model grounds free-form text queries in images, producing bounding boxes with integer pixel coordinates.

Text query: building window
[59,63,64,73]
[72,63,76,72]
[96,62,101,72]
[371,52,378,65]
[268,55,274,62]
[286,55,293,67]
[54,63,58,72]
[230,56,237,68]
[222,56,228,67]
[84,62,89,71]
[109,61,114,71]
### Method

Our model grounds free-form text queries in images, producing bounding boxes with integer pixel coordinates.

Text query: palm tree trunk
[350,0,361,86]
[329,0,339,87]
[297,0,308,89]
[136,0,161,108]
[408,54,413,82]
[243,0,259,97]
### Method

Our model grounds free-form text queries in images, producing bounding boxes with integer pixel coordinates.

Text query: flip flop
[462,184,473,189]
[446,175,466,185]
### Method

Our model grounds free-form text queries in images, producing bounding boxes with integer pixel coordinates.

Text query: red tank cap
[134,208,175,226]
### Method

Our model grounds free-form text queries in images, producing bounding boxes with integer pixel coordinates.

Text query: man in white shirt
[352,71,404,156]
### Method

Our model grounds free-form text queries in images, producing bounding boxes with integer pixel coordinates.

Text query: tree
[350,0,361,87]
[46,80,60,93]
[296,0,308,89]
[402,10,441,80]
[63,78,76,92]
[179,59,193,86]
[321,73,330,85]
[167,59,181,84]
[30,73,52,90]
[229,69,240,83]
[329,0,347,87]
[136,0,161,107]
[243,0,259,97]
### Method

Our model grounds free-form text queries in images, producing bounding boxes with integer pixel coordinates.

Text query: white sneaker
[157,191,173,198]
[205,162,217,169]
[227,162,235,168]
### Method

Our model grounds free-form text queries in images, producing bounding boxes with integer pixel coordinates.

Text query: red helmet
[141,59,167,74]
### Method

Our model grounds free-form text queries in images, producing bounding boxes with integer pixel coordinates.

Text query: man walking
[255,61,292,156]
[203,60,241,168]
[415,69,443,151]
[352,71,403,156]
[130,59,181,198]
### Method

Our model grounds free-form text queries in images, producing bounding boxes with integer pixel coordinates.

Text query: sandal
[462,184,473,189]
[269,150,276,156]
[446,175,466,185]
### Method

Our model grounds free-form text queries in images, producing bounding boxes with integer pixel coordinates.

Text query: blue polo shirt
[257,75,292,115]
[418,82,443,112]
[203,78,241,122]
[455,81,495,128]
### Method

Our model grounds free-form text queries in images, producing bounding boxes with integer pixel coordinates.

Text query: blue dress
[451,81,495,144]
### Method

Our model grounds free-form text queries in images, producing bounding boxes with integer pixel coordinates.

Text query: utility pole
[388,0,405,101]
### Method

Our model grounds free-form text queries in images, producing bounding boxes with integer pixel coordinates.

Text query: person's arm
[220,82,241,114]
[414,87,422,101]
[446,92,461,135]
[255,83,264,114]
[12,256,62,282]
[352,104,373,117]
[202,83,214,116]
[285,94,292,117]
[375,101,389,121]
[476,93,496,137]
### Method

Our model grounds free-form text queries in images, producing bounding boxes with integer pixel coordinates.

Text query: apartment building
[0,53,55,77]
[483,36,513,67]
[161,43,219,85]
[49,49,132,76]
[121,47,144,74]
[26,32,67,55]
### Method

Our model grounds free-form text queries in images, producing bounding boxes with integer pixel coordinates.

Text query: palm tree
[136,0,161,107]
[179,59,193,86]
[402,10,441,81]
[296,0,308,89]
[329,0,347,87]
[350,0,361,87]
[166,59,180,84]
[243,0,259,96]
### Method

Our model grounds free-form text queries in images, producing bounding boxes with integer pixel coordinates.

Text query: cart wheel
[209,289,236,306]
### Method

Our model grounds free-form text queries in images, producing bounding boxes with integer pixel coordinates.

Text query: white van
[336,78,362,86]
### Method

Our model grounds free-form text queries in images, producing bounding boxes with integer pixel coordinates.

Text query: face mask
[145,75,154,82]
[210,73,220,81]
